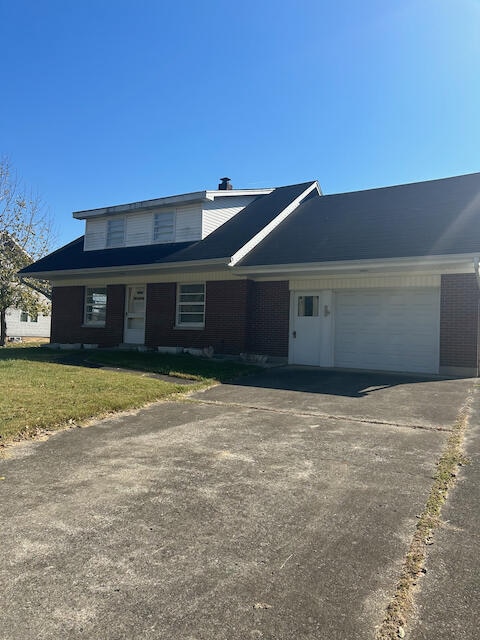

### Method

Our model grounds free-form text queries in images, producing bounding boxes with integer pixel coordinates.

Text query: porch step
[118,343,149,351]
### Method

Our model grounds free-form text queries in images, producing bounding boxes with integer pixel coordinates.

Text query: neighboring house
[21,174,480,376]
[1,231,51,341]
[5,303,51,339]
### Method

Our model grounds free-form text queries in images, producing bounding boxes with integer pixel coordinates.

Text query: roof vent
[218,177,233,190]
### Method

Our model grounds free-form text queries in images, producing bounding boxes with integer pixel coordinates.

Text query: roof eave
[232,253,480,277]
[24,257,230,281]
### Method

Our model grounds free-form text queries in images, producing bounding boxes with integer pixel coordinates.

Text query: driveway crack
[185,398,452,433]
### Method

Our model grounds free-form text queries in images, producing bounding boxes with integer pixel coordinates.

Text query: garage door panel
[334,288,439,373]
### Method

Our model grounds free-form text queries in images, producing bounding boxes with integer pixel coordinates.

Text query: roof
[20,237,196,274]
[161,181,317,263]
[238,172,480,266]
[21,173,480,278]
[21,181,316,275]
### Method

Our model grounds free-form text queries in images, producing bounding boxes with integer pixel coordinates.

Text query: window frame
[106,217,125,248]
[20,311,29,323]
[84,286,108,327]
[176,283,206,329]
[152,210,176,244]
[297,295,320,317]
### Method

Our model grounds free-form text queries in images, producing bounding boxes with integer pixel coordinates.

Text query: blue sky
[1,0,479,249]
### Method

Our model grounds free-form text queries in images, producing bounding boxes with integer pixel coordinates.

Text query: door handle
[292,330,296,338]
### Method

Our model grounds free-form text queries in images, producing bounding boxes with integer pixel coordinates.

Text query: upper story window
[106,218,125,248]
[153,211,175,243]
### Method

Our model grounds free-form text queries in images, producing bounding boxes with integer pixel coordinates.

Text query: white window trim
[84,286,107,327]
[152,210,176,244]
[175,283,205,329]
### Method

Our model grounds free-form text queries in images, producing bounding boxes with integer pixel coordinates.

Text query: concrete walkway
[0,369,476,639]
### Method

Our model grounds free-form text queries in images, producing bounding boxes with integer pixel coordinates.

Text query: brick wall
[247,281,290,357]
[440,274,479,371]
[51,279,291,358]
[51,285,125,346]
[145,280,251,353]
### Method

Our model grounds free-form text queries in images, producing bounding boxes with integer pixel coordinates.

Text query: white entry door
[124,285,146,344]
[290,291,334,366]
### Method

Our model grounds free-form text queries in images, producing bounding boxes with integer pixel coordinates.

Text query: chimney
[218,177,233,190]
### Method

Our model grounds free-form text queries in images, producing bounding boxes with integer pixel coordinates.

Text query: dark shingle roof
[164,181,316,262]
[20,237,196,274]
[20,181,316,275]
[238,172,480,266]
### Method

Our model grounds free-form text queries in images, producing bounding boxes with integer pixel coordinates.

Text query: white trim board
[228,182,320,266]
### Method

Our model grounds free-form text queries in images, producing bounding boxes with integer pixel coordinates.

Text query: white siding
[175,204,202,242]
[202,196,258,238]
[290,275,441,290]
[126,212,152,246]
[84,218,107,250]
[83,194,256,250]
[6,308,51,338]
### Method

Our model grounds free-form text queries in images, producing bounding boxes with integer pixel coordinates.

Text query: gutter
[21,257,230,281]
[232,253,480,277]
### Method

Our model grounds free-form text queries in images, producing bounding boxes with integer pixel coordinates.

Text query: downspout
[474,258,480,376]
[474,257,480,287]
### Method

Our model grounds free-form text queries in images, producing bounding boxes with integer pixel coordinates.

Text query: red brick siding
[440,274,479,370]
[51,285,125,346]
[51,279,291,357]
[145,280,251,353]
[247,281,290,357]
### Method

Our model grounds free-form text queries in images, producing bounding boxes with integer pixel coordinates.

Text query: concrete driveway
[0,368,476,639]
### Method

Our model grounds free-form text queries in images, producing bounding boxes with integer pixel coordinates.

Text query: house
[21,173,480,376]
[0,231,51,342]
[5,303,51,340]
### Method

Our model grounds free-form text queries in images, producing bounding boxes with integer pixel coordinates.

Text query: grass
[84,349,258,382]
[375,394,472,640]
[0,345,258,446]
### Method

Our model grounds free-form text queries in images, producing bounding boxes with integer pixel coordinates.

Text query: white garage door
[334,288,440,374]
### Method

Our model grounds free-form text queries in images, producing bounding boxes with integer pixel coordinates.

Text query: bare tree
[0,157,54,346]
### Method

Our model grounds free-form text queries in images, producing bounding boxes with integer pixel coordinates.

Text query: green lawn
[0,345,257,445]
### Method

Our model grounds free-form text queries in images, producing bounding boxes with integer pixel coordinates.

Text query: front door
[124,285,146,344]
[290,290,334,366]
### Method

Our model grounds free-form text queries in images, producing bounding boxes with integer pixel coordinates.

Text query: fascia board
[23,257,230,281]
[73,189,275,219]
[205,189,274,199]
[228,181,320,267]
[232,253,480,276]
[73,191,210,219]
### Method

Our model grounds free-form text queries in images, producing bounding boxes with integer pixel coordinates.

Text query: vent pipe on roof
[218,177,233,190]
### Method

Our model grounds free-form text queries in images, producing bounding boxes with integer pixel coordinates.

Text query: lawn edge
[375,385,475,639]
[0,379,219,457]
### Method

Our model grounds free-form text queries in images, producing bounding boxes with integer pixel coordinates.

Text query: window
[153,211,175,243]
[20,311,39,322]
[298,295,319,317]
[85,287,107,325]
[176,283,205,327]
[106,218,125,247]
